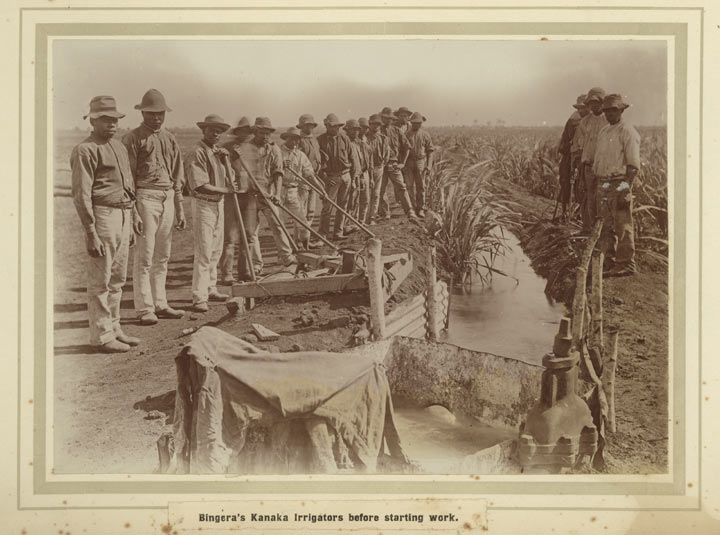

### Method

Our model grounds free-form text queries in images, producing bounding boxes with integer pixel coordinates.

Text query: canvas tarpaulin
[168,326,408,474]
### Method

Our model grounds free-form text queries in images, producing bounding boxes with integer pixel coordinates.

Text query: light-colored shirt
[231,140,283,193]
[578,112,608,164]
[184,140,230,201]
[122,124,184,197]
[592,120,641,178]
[280,143,314,189]
[406,128,434,160]
[70,134,135,232]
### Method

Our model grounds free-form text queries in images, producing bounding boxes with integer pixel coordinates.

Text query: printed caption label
[169,498,487,533]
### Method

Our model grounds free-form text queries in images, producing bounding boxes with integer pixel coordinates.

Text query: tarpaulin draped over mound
[170,326,409,474]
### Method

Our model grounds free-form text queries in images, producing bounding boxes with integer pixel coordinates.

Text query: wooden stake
[366,238,386,340]
[571,219,603,351]
[606,329,619,433]
[426,246,439,341]
[590,251,604,352]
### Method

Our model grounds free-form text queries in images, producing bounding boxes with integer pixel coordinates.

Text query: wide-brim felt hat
[584,87,606,104]
[83,95,125,120]
[572,94,588,109]
[281,127,302,139]
[368,113,383,125]
[134,89,172,112]
[602,94,630,110]
[344,119,360,130]
[324,113,344,126]
[230,116,252,134]
[409,112,426,123]
[251,117,275,132]
[394,106,412,117]
[196,114,231,132]
[358,117,369,127]
[380,106,394,118]
[296,113,318,128]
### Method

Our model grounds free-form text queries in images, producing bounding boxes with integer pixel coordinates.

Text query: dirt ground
[53,131,667,475]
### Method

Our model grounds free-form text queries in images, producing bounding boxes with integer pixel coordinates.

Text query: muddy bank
[496,178,669,473]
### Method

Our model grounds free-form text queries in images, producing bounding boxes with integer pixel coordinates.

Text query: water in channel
[445,231,566,366]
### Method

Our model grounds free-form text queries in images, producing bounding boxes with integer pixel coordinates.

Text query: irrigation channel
[393,231,565,473]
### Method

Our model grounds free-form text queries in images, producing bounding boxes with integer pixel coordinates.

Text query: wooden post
[571,219,603,350]
[606,329,619,433]
[445,273,454,330]
[426,246,439,341]
[366,238,386,340]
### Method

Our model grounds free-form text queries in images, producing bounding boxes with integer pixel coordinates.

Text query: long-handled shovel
[285,166,375,238]
[234,152,339,251]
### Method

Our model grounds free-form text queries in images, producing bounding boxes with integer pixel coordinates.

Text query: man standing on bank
[378,106,418,222]
[403,112,434,218]
[394,106,412,134]
[296,113,323,248]
[556,94,588,222]
[185,114,235,313]
[122,89,185,325]
[365,113,390,225]
[318,113,357,240]
[343,119,369,234]
[71,96,141,353]
[232,117,295,270]
[219,116,252,284]
[594,94,641,277]
[575,87,608,234]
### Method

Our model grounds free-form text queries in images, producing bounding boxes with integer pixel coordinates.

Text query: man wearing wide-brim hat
[317,113,358,240]
[377,107,418,222]
[184,114,236,312]
[122,89,186,325]
[218,116,253,285]
[403,111,434,218]
[342,119,369,233]
[572,86,608,233]
[556,93,590,221]
[70,95,141,353]
[278,127,324,248]
[593,94,640,277]
[394,106,412,134]
[364,113,391,225]
[569,94,590,210]
[296,114,323,248]
[229,117,295,274]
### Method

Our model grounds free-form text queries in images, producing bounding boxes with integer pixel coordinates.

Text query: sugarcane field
[51,40,669,477]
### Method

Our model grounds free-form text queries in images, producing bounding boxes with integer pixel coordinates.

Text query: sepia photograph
[52,37,668,476]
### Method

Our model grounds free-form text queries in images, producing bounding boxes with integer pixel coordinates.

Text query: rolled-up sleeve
[185,148,210,191]
[423,131,434,155]
[170,137,185,198]
[70,145,97,233]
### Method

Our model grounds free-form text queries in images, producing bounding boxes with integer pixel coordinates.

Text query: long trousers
[191,197,224,305]
[403,157,427,214]
[558,153,572,207]
[87,205,132,345]
[366,166,385,223]
[219,192,257,282]
[283,186,311,246]
[132,189,175,314]
[378,164,414,217]
[246,194,294,269]
[582,163,598,231]
[598,178,636,270]
[319,172,351,237]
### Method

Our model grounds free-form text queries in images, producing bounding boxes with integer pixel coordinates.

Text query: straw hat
[83,95,125,120]
[134,89,172,112]
[196,114,230,131]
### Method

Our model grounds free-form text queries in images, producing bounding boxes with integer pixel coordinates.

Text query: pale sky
[53,39,667,129]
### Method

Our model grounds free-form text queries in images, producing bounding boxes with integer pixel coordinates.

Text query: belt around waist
[136,186,174,192]
[94,200,134,210]
[193,194,222,203]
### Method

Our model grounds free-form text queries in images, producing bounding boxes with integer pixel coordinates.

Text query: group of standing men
[557,87,641,278]
[70,89,434,353]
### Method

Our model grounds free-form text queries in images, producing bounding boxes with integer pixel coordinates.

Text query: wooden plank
[296,252,341,270]
[383,257,414,302]
[252,323,280,341]
[385,293,424,325]
[232,272,367,298]
[385,304,425,338]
